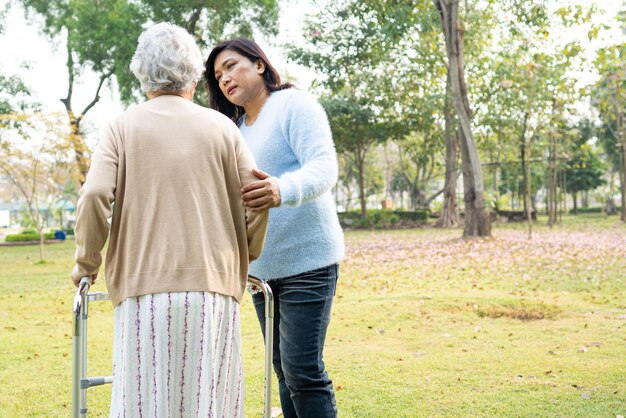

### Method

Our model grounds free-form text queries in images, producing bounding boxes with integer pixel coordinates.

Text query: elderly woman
[70,23,268,417]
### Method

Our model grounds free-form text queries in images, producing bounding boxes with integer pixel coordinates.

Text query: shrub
[5,232,56,242]
[337,209,430,228]
[357,218,370,228]
[393,210,430,222]
[568,207,622,214]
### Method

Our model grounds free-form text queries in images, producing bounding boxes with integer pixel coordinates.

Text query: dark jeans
[252,263,339,418]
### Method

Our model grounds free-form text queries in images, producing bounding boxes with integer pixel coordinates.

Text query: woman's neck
[147,88,195,101]
[243,88,270,126]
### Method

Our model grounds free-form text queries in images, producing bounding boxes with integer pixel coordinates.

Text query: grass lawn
[1,214,625,417]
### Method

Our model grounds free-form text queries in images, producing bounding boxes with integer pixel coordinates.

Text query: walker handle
[73,276,93,316]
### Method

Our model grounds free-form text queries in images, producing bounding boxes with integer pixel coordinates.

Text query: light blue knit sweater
[239,89,345,280]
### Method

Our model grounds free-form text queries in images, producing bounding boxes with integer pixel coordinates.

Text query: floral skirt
[110,291,243,417]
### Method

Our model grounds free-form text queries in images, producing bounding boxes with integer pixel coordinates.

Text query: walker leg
[72,277,91,418]
[248,277,274,418]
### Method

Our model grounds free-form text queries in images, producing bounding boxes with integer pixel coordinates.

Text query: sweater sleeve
[233,127,269,261]
[71,123,118,282]
[275,91,338,207]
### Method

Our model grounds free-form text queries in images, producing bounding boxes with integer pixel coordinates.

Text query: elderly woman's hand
[72,273,98,287]
[241,168,281,211]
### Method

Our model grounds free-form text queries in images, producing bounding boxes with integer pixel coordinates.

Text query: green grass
[1,214,625,417]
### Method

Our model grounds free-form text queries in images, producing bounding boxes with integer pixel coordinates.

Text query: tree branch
[60,41,74,112]
[186,7,202,40]
[425,187,445,206]
[77,70,114,125]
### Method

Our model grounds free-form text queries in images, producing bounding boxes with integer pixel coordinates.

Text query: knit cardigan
[71,95,268,305]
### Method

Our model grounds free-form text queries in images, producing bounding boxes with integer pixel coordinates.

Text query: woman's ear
[256,59,266,75]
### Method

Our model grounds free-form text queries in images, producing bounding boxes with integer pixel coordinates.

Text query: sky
[0,0,625,145]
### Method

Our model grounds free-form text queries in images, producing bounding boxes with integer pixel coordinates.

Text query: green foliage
[338,209,430,228]
[565,144,606,195]
[292,1,440,215]
[0,72,39,116]
[568,206,622,214]
[498,162,544,203]
[475,1,596,210]
[19,0,280,103]
[0,5,5,34]
[394,131,444,210]
[5,232,55,242]
[593,42,626,171]
[321,93,388,214]
[322,94,388,155]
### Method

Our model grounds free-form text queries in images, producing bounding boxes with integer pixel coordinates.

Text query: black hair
[204,38,293,123]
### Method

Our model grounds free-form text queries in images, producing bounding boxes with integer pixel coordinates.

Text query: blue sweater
[239,89,345,280]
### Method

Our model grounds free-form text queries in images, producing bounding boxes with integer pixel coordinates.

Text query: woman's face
[213,49,266,107]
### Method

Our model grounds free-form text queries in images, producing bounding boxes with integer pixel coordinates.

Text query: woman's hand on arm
[241,168,281,211]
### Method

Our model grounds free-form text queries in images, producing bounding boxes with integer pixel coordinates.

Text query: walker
[72,276,275,417]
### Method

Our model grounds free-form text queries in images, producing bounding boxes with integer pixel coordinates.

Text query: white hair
[130,22,203,93]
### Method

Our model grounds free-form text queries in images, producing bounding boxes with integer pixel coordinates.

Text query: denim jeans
[252,263,338,418]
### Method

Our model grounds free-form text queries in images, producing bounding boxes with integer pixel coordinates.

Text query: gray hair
[130,22,203,93]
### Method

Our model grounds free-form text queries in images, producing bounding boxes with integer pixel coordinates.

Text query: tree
[437,83,460,227]
[594,38,626,221]
[380,5,452,219]
[19,0,279,183]
[565,143,606,213]
[473,2,596,234]
[322,94,387,217]
[395,131,444,210]
[516,6,593,236]
[289,0,416,216]
[433,0,490,238]
[0,112,72,261]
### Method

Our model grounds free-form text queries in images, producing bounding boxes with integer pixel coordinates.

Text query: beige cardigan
[71,95,268,306]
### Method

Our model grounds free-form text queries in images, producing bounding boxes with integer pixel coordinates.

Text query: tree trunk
[518,107,533,238]
[66,118,90,185]
[60,42,112,185]
[424,188,445,208]
[345,184,352,211]
[521,142,528,215]
[606,171,616,214]
[357,149,367,218]
[521,140,532,239]
[437,75,459,228]
[434,0,490,238]
[561,170,567,217]
[407,180,420,210]
[38,228,45,262]
[572,192,578,213]
[621,137,626,222]
[547,125,558,227]
[492,145,501,196]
